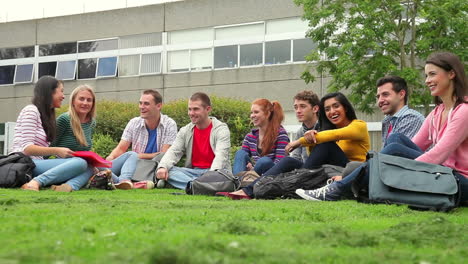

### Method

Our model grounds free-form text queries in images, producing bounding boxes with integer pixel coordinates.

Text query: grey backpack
[352,152,460,212]
[186,169,240,195]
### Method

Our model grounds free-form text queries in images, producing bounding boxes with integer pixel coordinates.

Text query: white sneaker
[295,182,342,201]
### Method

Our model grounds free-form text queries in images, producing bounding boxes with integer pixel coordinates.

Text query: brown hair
[142,89,163,104]
[190,92,211,107]
[252,98,285,156]
[426,52,467,107]
[294,90,320,107]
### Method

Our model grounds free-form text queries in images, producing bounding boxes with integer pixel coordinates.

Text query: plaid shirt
[381,105,425,146]
[121,114,177,153]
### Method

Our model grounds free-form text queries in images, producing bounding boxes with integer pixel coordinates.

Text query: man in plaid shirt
[377,75,425,147]
[106,90,177,189]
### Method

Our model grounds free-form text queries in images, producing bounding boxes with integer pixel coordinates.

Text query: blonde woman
[49,85,96,191]
[52,85,96,151]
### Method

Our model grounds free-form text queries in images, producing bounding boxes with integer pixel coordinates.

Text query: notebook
[72,151,112,168]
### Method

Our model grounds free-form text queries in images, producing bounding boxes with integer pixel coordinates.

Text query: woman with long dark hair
[287,92,370,169]
[13,76,91,192]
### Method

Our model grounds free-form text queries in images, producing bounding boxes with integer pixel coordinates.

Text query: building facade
[0,0,384,150]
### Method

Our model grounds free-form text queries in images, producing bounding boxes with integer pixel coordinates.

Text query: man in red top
[156,92,231,189]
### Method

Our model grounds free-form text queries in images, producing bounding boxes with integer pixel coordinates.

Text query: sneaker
[133,181,155,189]
[115,181,133,190]
[156,180,166,189]
[295,182,342,201]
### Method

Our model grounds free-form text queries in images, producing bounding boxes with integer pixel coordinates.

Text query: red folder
[72,151,112,168]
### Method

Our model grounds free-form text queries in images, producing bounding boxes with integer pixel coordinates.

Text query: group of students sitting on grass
[15,51,468,206]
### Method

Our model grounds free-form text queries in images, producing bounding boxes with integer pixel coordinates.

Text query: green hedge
[57,96,252,157]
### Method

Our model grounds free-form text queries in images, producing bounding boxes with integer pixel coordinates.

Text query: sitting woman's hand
[285,140,301,155]
[55,147,74,158]
[246,162,253,171]
[304,130,318,144]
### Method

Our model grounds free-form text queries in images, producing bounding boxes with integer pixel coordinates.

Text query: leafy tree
[295,0,467,114]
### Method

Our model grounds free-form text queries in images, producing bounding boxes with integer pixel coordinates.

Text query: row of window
[0,17,314,85]
[0,38,314,84]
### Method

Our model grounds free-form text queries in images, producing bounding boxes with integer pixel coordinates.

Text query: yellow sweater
[298,119,370,162]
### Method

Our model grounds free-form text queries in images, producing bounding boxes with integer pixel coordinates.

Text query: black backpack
[252,165,344,199]
[0,152,36,188]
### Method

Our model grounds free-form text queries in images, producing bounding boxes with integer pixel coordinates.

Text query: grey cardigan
[158,117,231,172]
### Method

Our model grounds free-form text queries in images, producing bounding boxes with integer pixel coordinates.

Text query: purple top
[241,126,290,164]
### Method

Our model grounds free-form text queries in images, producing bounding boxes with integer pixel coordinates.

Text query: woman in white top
[14,76,91,192]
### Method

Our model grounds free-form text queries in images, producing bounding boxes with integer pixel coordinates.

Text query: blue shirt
[144,128,158,153]
[381,105,425,147]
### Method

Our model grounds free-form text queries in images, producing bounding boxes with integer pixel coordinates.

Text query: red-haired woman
[232,99,290,176]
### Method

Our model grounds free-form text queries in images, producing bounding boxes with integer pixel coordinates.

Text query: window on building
[265,40,291,64]
[118,55,140,76]
[293,38,316,62]
[0,65,15,85]
[0,46,34,60]
[168,50,189,72]
[39,42,77,56]
[140,53,161,74]
[191,49,213,71]
[120,33,162,49]
[214,45,238,69]
[14,64,34,83]
[97,57,118,77]
[266,17,309,35]
[78,39,118,53]
[240,43,263,66]
[215,23,264,40]
[38,62,57,78]
[168,28,213,44]
[78,58,97,79]
[56,60,77,80]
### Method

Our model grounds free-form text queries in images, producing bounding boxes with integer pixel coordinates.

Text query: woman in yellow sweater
[286,92,370,169]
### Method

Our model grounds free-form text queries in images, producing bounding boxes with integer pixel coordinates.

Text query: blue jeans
[232,150,275,176]
[167,167,209,190]
[110,151,138,183]
[33,157,92,190]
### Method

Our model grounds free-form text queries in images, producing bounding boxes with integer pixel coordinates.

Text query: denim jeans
[110,151,138,183]
[167,167,209,190]
[33,157,91,190]
[232,150,275,176]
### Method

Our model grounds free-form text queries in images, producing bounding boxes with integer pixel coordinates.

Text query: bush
[57,96,252,149]
[91,133,118,158]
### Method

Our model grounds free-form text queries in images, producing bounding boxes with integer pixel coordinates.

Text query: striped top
[11,104,49,159]
[50,112,96,151]
[240,126,290,164]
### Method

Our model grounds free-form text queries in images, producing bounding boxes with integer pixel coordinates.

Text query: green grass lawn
[0,188,466,264]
